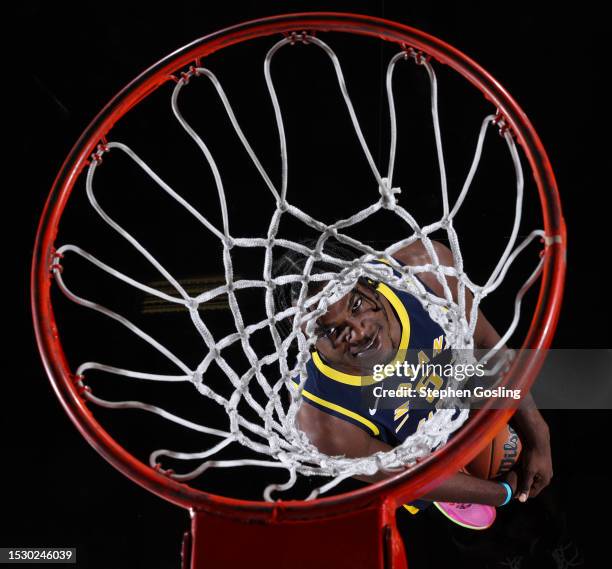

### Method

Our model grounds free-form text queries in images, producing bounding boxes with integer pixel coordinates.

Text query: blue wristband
[498,482,513,506]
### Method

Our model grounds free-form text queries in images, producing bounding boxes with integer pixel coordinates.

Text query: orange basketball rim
[31,13,566,569]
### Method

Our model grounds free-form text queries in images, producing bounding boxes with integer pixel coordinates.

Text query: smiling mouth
[354,329,380,358]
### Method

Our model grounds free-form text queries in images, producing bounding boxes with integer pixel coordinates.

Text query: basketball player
[274,239,552,525]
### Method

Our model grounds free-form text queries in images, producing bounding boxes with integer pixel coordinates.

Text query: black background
[9,1,605,568]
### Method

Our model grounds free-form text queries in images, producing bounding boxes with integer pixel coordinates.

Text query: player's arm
[297,402,516,506]
[506,391,552,500]
[393,240,552,500]
[392,240,499,349]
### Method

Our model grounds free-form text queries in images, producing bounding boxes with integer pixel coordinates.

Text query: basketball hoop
[32,13,566,569]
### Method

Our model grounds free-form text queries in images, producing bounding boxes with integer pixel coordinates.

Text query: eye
[352,295,362,312]
[324,327,337,339]
[315,324,337,340]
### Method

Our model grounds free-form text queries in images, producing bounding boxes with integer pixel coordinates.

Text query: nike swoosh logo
[369,394,380,415]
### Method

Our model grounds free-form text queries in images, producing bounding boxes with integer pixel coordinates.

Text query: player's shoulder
[392,239,454,267]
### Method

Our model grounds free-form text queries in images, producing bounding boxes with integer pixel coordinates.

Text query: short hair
[272,239,375,338]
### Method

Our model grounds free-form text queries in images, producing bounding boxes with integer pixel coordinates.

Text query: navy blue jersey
[298,259,453,513]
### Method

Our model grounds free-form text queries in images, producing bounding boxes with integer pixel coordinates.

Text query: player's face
[311,282,398,374]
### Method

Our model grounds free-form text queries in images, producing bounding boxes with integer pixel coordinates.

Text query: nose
[346,316,369,346]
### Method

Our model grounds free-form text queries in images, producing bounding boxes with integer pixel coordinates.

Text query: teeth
[356,335,376,356]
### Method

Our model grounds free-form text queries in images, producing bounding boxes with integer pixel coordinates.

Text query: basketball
[465,424,522,480]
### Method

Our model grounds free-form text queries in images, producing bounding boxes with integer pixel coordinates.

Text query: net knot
[50,248,65,275]
[379,178,401,209]
[284,31,313,45]
[91,141,110,163]
[72,373,91,397]
[493,110,514,138]
[275,200,288,213]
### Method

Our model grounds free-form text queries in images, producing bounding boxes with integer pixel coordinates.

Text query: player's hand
[515,432,553,502]
[501,469,518,499]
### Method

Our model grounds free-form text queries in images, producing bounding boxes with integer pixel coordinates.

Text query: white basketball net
[52,33,545,501]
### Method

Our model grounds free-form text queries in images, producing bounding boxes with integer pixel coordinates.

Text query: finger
[528,477,544,498]
[529,473,552,497]
[517,469,536,502]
